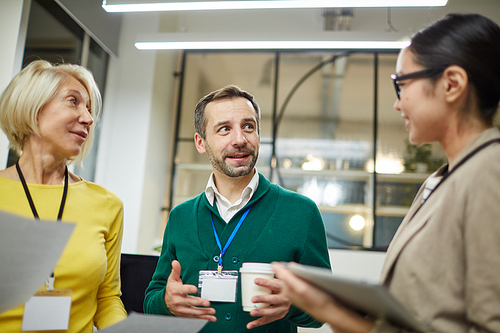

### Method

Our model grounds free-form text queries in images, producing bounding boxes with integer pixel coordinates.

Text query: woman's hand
[273,262,375,333]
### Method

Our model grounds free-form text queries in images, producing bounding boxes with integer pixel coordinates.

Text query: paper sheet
[100,312,208,332]
[0,210,75,314]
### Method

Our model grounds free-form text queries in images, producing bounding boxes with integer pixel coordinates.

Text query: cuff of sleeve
[146,288,173,316]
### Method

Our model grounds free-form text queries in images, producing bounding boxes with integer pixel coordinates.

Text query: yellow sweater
[0,176,127,332]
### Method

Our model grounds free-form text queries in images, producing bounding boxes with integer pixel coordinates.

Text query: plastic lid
[239,262,274,274]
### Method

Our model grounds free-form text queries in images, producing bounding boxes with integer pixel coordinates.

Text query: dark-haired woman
[274,13,500,333]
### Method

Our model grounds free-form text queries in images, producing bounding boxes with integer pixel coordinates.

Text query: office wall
[95,12,179,254]
[0,0,30,168]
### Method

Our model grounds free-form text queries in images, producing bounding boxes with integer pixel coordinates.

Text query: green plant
[403,140,433,172]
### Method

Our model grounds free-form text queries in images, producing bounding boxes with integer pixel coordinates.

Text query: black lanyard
[15,160,68,221]
[408,138,500,222]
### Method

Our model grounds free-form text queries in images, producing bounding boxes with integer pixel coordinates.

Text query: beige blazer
[372,128,500,333]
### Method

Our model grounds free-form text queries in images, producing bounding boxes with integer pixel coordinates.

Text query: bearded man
[144,85,330,333]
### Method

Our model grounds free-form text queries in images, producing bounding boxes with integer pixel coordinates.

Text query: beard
[206,144,259,178]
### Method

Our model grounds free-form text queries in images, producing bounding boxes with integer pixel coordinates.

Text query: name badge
[22,290,72,331]
[198,270,238,302]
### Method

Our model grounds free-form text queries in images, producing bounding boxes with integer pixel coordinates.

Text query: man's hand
[164,260,217,322]
[246,276,291,329]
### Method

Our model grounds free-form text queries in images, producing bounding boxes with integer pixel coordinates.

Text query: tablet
[286,262,427,332]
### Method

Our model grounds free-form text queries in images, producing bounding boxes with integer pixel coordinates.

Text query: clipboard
[286,262,427,332]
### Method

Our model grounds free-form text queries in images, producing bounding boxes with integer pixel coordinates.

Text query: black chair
[120,253,159,313]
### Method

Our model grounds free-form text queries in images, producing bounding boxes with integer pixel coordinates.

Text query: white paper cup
[240,262,274,312]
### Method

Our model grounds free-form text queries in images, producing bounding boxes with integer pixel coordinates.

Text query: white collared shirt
[204,169,259,223]
[422,174,443,203]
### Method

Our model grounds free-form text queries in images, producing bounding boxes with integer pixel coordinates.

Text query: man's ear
[194,132,206,154]
[442,65,469,104]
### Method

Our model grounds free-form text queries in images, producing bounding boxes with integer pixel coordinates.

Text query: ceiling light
[103,0,448,13]
[135,40,410,50]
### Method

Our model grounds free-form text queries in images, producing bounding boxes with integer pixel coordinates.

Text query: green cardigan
[144,173,331,332]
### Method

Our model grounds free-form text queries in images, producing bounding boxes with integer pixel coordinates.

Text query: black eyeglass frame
[391,66,448,100]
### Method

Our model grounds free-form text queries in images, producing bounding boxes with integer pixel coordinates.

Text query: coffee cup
[239,262,274,312]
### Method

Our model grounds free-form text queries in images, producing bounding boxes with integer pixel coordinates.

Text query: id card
[22,289,72,331]
[198,270,238,302]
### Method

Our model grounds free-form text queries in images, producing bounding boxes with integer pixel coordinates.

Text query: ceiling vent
[323,8,354,31]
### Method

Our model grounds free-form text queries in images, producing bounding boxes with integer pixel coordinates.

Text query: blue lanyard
[211,205,252,274]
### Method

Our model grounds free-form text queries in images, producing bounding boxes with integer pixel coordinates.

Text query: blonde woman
[0,60,126,332]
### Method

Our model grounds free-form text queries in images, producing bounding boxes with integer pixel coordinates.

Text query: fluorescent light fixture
[135,40,410,50]
[103,0,448,13]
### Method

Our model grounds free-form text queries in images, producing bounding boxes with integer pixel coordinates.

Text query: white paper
[100,312,208,333]
[22,296,71,330]
[0,210,75,314]
[201,277,237,302]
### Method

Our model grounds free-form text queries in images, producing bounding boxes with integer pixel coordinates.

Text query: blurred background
[1,0,499,257]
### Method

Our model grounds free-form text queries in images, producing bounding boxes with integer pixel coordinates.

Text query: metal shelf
[176,163,429,183]
[319,204,409,217]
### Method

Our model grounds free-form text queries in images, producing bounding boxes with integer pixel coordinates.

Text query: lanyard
[15,161,68,221]
[408,138,500,222]
[211,205,252,274]
[15,160,69,290]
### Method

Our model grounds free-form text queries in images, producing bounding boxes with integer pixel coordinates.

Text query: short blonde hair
[0,60,102,165]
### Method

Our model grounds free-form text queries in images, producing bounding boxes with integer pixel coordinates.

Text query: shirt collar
[204,168,260,206]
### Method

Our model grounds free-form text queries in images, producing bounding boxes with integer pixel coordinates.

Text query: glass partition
[169,50,448,251]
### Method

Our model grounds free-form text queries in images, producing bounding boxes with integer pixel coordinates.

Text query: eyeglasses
[391,66,448,100]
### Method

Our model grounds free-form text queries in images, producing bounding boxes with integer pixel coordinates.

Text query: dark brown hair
[194,85,261,139]
[410,14,500,125]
